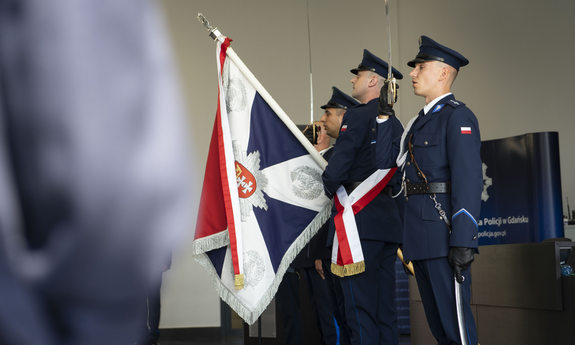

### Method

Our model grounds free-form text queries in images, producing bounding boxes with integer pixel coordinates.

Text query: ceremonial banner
[193,37,332,324]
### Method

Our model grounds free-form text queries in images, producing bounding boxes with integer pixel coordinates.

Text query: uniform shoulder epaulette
[447,99,466,108]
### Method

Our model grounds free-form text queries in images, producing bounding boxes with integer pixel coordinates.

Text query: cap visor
[407,57,433,67]
[350,66,373,75]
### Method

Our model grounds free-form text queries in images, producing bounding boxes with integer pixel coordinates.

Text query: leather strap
[406,182,450,195]
[408,134,428,183]
[407,134,452,231]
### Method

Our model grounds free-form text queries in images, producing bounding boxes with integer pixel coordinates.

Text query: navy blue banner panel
[478,132,563,245]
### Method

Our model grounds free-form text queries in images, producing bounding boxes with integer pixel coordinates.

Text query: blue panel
[207,247,228,278]
[527,132,564,241]
[247,92,308,169]
[253,194,318,272]
[478,132,563,245]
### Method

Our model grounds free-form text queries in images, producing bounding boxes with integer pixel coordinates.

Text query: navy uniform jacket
[400,95,482,261]
[375,115,407,227]
[322,98,403,245]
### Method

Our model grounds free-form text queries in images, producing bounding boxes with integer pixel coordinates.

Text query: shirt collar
[319,147,332,156]
[423,93,452,115]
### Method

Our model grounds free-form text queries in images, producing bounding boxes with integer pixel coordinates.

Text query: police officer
[319,87,358,141]
[283,122,339,345]
[393,36,481,345]
[311,87,360,345]
[322,49,404,345]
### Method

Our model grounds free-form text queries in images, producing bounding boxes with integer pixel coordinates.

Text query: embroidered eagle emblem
[233,141,268,221]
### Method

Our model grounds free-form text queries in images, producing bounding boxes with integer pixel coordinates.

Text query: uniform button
[405,196,409,201]
[472,236,477,240]
[372,128,375,132]
[424,141,428,145]
[406,162,411,166]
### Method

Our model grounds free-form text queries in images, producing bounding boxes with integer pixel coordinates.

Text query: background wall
[158,0,575,328]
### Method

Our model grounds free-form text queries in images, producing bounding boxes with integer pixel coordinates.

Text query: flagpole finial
[197,13,224,42]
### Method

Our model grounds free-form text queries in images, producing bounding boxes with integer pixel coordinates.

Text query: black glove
[378,81,399,116]
[448,247,474,284]
[398,244,413,276]
[302,124,320,145]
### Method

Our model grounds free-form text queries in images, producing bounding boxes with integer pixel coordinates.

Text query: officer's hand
[302,123,320,145]
[315,260,325,280]
[398,244,413,276]
[448,247,474,284]
[378,81,399,117]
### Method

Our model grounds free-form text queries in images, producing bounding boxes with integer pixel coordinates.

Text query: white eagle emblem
[233,141,268,221]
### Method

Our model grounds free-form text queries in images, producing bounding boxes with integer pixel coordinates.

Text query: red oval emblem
[235,161,256,198]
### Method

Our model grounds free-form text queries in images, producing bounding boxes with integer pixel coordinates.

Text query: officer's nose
[409,68,417,78]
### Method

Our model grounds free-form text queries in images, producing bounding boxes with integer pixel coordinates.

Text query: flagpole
[384,0,397,105]
[198,13,327,170]
[224,47,326,169]
[306,0,316,143]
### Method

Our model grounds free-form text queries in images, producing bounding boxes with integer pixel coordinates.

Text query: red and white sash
[331,168,397,277]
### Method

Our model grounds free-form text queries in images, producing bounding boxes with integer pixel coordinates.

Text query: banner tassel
[234,274,244,290]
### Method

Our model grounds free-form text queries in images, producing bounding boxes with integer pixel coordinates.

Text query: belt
[405,182,450,195]
[343,181,392,196]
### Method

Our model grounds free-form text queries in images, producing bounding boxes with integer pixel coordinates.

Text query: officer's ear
[437,62,454,83]
[438,67,449,82]
[368,74,379,87]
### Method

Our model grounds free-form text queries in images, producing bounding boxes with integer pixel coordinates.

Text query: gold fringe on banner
[331,261,366,277]
[234,274,244,290]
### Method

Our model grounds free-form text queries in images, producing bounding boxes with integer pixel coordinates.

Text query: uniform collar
[360,97,378,106]
[423,93,452,115]
[319,147,332,156]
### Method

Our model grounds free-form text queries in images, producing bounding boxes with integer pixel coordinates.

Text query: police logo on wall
[223,59,247,113]
[233,141,268,221]
[290,165,323,200]
[482,162,492,202]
